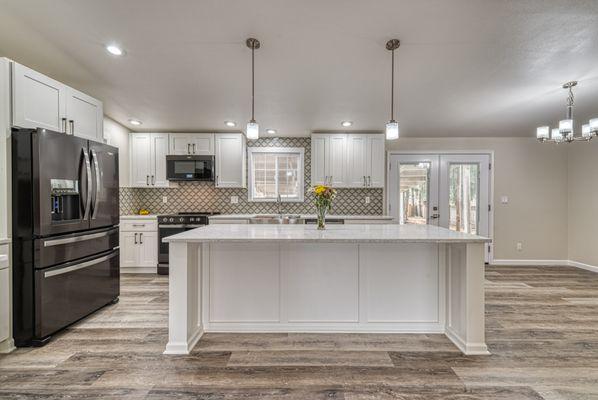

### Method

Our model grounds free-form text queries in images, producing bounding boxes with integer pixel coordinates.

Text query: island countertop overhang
[162,224,490,244]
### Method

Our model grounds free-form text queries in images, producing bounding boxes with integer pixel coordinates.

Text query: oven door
[158,225,187,265]
[166,155,214,181]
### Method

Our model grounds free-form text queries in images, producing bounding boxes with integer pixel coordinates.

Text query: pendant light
[385,39,400,140]
[246,38,260,140]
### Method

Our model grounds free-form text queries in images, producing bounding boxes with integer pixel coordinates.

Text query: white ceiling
[1,0,597,137]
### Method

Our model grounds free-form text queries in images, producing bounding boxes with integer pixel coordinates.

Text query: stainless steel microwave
[166,155,215,181]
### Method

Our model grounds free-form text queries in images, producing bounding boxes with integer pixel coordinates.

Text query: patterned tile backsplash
[119,137,384,216]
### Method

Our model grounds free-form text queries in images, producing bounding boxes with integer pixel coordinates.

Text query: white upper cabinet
[311,133,385,188]
[65,87,103,141]
[12,62,67,132]
[170,133,214,155]
[215,133,246,188]
[12,62,104,141]
[130,133,170,188]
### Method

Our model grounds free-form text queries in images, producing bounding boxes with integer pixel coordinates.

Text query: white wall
[386,137,569,262]
[567,140,598,267]
[103,117,130,187]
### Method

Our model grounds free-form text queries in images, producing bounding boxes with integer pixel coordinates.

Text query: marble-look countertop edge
[164,238,489,244]
[209,214,394,220]
[0,238,11,245]
[120,215,159,220]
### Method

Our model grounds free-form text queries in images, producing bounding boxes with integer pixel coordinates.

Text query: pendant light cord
[251,45,255,122]
[390,48,395,122]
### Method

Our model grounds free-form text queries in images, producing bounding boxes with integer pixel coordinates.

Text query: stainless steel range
[157,212,220,275]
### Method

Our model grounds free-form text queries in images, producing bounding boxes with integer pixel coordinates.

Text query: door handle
[82,148,92,220]
[187,143,190,154]
[61,118,67,134]
[90,149,101,220]
[139,232,143,244]
[134,233,138,244]
[69,120,75,135]
[193,143,196,154]
[146,175,150,186]
[43,229,115,247]
[44,252,117,278]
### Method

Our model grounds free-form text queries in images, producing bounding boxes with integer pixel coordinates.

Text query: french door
[388,153,491,259]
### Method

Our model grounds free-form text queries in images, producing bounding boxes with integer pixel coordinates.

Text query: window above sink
[247,147,305,202]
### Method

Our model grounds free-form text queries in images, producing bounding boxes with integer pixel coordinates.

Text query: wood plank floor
[1,266,597,399]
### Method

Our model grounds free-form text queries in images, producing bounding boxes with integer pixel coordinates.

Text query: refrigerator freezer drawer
[35,249,119,339]
[35,227,119,269]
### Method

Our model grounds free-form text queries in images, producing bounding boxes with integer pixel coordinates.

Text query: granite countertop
[0,238,11,245]
[163,224,490,244]
[209,214,394,220]
[120,215,159,220]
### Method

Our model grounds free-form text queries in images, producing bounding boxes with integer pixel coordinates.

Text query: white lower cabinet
[120,218,158,273]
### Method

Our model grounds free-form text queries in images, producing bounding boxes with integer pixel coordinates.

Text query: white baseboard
[120,266,157,274]
[490,259,598,273]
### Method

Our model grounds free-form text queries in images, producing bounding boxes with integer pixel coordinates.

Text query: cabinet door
[311,135,328,186]
[130,133,151,187]
[169,134,193,155]
[366,135,385,187]
[150,133,169,187]
[0,267,8,342]
[12,62,67,132]
[137,231,157,267]
[215,133,246,188]
[328,134,347,187]
[346,134,368,188]
[119,231,139,268]
[66,87,103,141]
[190,134,214,155]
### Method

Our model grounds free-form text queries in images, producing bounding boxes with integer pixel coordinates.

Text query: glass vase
[316,206,327,230]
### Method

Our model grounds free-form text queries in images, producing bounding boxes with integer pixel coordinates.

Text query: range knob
[190,217,195,222]
[179,217,184,222]
[162,217,168,223]
[169,217,174,222]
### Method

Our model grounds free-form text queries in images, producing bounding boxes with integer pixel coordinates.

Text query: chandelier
[536,81,598,143]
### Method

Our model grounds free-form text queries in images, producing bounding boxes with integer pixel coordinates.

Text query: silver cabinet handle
[90,149,101,220]
[152,175,155,185]
[134,233,138,244]
[69,120,75,135]
[44,229,114,247]
[62,118,67,134]
[146,175,149,186]
[44,252,117,278]
[139,232,143,244]
[187,143,191,154]
[131,224,145,227]
[216,175,219,186]
[368,176,371,187]
[193,143,196,154]
[363,176,366,187]
[82,148,92,220]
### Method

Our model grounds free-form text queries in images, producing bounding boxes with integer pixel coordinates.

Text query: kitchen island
[163,224,490,356]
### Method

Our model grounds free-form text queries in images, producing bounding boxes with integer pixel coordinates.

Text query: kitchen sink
[250,215,304,224]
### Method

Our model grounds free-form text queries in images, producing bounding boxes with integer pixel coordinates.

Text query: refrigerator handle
[82,148,92,220]
[90,149,101,220]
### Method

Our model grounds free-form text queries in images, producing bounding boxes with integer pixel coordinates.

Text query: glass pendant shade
[385,120,399,140]
[536,126,549,140]
[590,118,598,132]
[246,121,259,140]
[559,119,573,133]
[582,124,591,138]
[551,128,563,142]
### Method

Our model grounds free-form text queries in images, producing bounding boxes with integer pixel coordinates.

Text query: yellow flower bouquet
[311,185,336,229]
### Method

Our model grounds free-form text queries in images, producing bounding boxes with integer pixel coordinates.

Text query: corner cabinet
[170,133,214,155]
[311,133,385,188]
[11,62,104,141]
[215,133,246,188]
[130,133,169,187]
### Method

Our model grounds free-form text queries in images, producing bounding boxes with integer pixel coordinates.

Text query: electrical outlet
[230,195,239,204]
[516,242,523,251]
[501,196,509,204]
[365,196,371,204]
[162,196,168,204]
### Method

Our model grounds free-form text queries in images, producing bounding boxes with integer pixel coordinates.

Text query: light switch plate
[231,196,239,204]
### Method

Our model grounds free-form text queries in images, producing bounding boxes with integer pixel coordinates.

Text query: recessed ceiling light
[266,129,277,134]
[129,119,142,126]
[225,121,237,127]
[341,121,353,127]
[106,44,124,56]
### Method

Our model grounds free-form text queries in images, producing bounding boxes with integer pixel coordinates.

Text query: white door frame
[387,150,495,262]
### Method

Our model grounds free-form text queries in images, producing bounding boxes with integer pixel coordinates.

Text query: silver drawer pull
[131,224,146,227]
[44,252,117,278]
[43,230,113,247]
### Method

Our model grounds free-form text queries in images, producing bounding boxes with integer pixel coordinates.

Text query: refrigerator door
[89,141,119,229]
[35,249,119,339]
[32,129,91,236]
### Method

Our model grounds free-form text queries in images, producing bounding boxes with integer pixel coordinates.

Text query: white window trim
[247,147,305,202]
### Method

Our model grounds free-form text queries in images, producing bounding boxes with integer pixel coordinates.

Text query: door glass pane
[448,164,479,234]
[399,163,430,224]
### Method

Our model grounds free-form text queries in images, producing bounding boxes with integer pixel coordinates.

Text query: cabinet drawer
[120,220,157,232]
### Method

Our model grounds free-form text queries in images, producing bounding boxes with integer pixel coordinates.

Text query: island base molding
[165,241,488,355]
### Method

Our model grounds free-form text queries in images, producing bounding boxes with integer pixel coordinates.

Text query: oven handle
[159,224,205,228]
[44,252,118,278]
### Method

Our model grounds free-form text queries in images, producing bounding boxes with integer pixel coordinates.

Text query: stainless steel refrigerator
[12,127,120,346]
